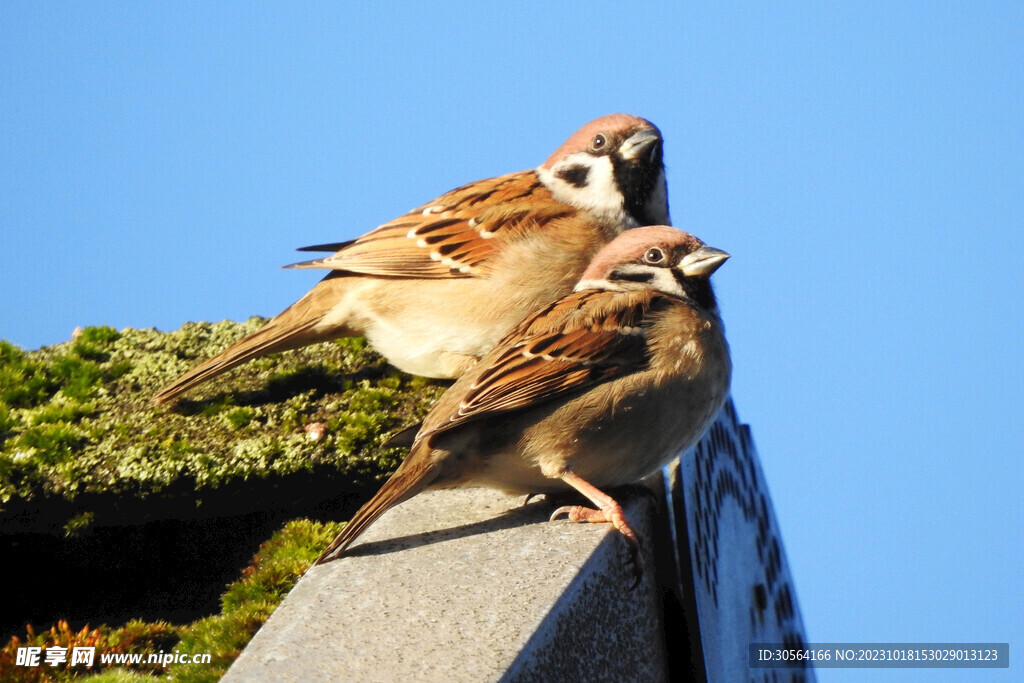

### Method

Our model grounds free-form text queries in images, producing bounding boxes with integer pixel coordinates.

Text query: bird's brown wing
[286,171,574,278]
[417,289,660,440]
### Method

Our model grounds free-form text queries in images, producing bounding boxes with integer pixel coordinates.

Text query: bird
[153,114,670,405]
[316,225,731,564]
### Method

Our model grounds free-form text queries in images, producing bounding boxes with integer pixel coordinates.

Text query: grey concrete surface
[224,487,667,682]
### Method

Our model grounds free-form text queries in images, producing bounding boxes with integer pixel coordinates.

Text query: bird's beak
[618,128,661,162]
[678,246,730,277]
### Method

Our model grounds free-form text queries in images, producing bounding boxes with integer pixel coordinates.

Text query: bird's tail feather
[153,316,330,405]
[316,458,438,564]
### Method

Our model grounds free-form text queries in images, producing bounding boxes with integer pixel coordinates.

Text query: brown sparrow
[316,226,731,563]
[154,114,669,404]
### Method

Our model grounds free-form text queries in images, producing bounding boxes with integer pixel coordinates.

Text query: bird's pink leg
[549,471,639,547]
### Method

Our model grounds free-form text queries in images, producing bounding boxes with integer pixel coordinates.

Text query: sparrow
[153,114,670,405]
[316,226,731,564]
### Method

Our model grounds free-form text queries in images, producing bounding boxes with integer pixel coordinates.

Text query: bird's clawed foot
[549,503,639,548]
[550,471,645,586]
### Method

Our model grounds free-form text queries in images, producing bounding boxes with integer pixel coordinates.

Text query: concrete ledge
[224,401,816,681]
[225,488,667,681]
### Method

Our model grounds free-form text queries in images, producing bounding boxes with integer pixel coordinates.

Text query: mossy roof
[0,321,446,534]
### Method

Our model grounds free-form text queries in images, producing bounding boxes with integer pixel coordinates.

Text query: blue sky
[2,3,1021,679]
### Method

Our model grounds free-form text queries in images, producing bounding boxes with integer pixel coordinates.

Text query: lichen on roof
[0,321,446,533]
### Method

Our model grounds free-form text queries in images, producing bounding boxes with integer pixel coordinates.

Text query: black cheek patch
[555,164,590,188]
[609,270,654,283]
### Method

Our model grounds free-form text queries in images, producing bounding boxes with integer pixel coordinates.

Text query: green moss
[0,403,16,442]
[29,401,96,425]
[0,320,446,530]
[17,423,88,465]
[0,618,178,681]
[222,406,256,430]
[80,670,155,682]
[0,331,133,409]
[0,341,55,408]
[2,508,352,680]
[0,320,447,675]
[63,510,96,536]
[51,357,106,401]
[169,519,341,680]
[70,326,121,361]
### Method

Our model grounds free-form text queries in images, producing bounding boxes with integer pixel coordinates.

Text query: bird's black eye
[591,133,607,151]
[643,246,666,264]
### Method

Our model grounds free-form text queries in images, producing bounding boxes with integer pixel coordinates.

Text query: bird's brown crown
[579,225,705,281]
[540,114,659,169]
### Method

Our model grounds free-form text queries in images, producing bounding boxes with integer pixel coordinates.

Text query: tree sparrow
[316,226,731,563]
[154,114,669,405]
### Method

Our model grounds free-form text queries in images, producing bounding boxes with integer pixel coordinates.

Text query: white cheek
[651,270,685,298]
[537,155,627,226]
